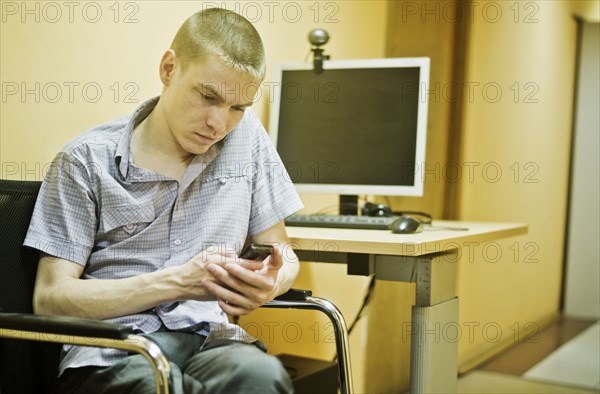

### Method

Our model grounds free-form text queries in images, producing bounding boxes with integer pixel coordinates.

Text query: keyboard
[284,214,395,230]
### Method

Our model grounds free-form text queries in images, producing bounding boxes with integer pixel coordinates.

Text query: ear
[159,49,177,86]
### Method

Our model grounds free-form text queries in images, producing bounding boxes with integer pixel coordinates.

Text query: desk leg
[411,298,459,393]
[376,251,459,393]
[410,251,458,394]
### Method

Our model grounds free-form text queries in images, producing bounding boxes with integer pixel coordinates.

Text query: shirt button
[174,239,182,246]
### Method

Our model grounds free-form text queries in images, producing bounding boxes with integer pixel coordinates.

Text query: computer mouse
[389,215,424,234]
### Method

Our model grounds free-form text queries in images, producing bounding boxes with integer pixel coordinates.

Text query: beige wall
[1,0,387,176]
[0,1,388,392]
[456,0,600,369]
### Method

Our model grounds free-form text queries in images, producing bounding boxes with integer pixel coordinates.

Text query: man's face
[159,53,260,155]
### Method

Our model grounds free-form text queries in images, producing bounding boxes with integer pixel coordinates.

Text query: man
[24,7,303,393]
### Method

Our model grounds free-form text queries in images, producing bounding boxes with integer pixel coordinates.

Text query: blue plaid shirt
[24,96,303,375]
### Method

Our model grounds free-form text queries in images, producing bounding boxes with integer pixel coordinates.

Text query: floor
[456,318,600,393]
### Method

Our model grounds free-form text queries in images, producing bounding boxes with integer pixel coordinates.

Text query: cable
[347,274,376,335]
[391,210,433,224]
[332,274,376,362]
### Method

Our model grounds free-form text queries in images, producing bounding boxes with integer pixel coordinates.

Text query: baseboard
[458,311,561,374]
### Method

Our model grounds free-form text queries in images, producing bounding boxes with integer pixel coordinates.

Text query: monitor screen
[269,57,429,197]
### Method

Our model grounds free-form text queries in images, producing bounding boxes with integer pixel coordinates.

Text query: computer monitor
[269,57,430,214]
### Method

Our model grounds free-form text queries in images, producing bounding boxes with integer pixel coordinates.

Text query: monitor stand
[339,195,359,215]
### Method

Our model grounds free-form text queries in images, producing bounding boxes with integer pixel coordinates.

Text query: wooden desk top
[286,221,528,257]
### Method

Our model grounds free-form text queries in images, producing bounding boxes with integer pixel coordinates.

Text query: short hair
[170,8,266,81]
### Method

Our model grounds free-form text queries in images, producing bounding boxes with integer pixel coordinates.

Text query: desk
[286,221,528,393]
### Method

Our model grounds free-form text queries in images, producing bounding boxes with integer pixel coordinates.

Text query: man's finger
[223,263,274,289]
[236,259,265,271]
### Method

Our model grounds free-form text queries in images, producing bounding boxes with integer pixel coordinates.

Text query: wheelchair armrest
[274,288,312,301]
[0,313,133,339]
[0,313,172,394]
[263,292,353,393]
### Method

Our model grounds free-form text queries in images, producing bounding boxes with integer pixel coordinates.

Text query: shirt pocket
[198,174,252,230]
[101,202,156,235]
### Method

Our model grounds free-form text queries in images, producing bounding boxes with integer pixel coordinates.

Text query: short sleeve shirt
[24,96,304,373]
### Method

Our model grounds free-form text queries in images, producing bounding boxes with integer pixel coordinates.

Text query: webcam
[308,28,330,74]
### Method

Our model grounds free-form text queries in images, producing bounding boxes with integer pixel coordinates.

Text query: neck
[130,107,194,181]
[132,106,193,165]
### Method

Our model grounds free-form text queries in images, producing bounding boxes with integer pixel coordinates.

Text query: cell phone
[239,244,273,261]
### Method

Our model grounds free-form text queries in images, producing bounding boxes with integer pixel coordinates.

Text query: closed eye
[200,93,218,103]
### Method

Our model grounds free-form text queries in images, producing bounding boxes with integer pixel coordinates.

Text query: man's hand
[201,244,288,315]
[175,249,264,301]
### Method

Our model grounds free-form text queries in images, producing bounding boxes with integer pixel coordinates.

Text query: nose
[205,105,228,135]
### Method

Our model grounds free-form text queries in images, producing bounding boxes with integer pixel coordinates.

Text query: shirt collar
[115,96,160,180]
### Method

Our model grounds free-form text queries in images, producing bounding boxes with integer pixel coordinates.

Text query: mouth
[193,132,217,144]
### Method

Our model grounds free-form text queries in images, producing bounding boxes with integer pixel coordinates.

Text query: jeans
[57,330,293,394]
